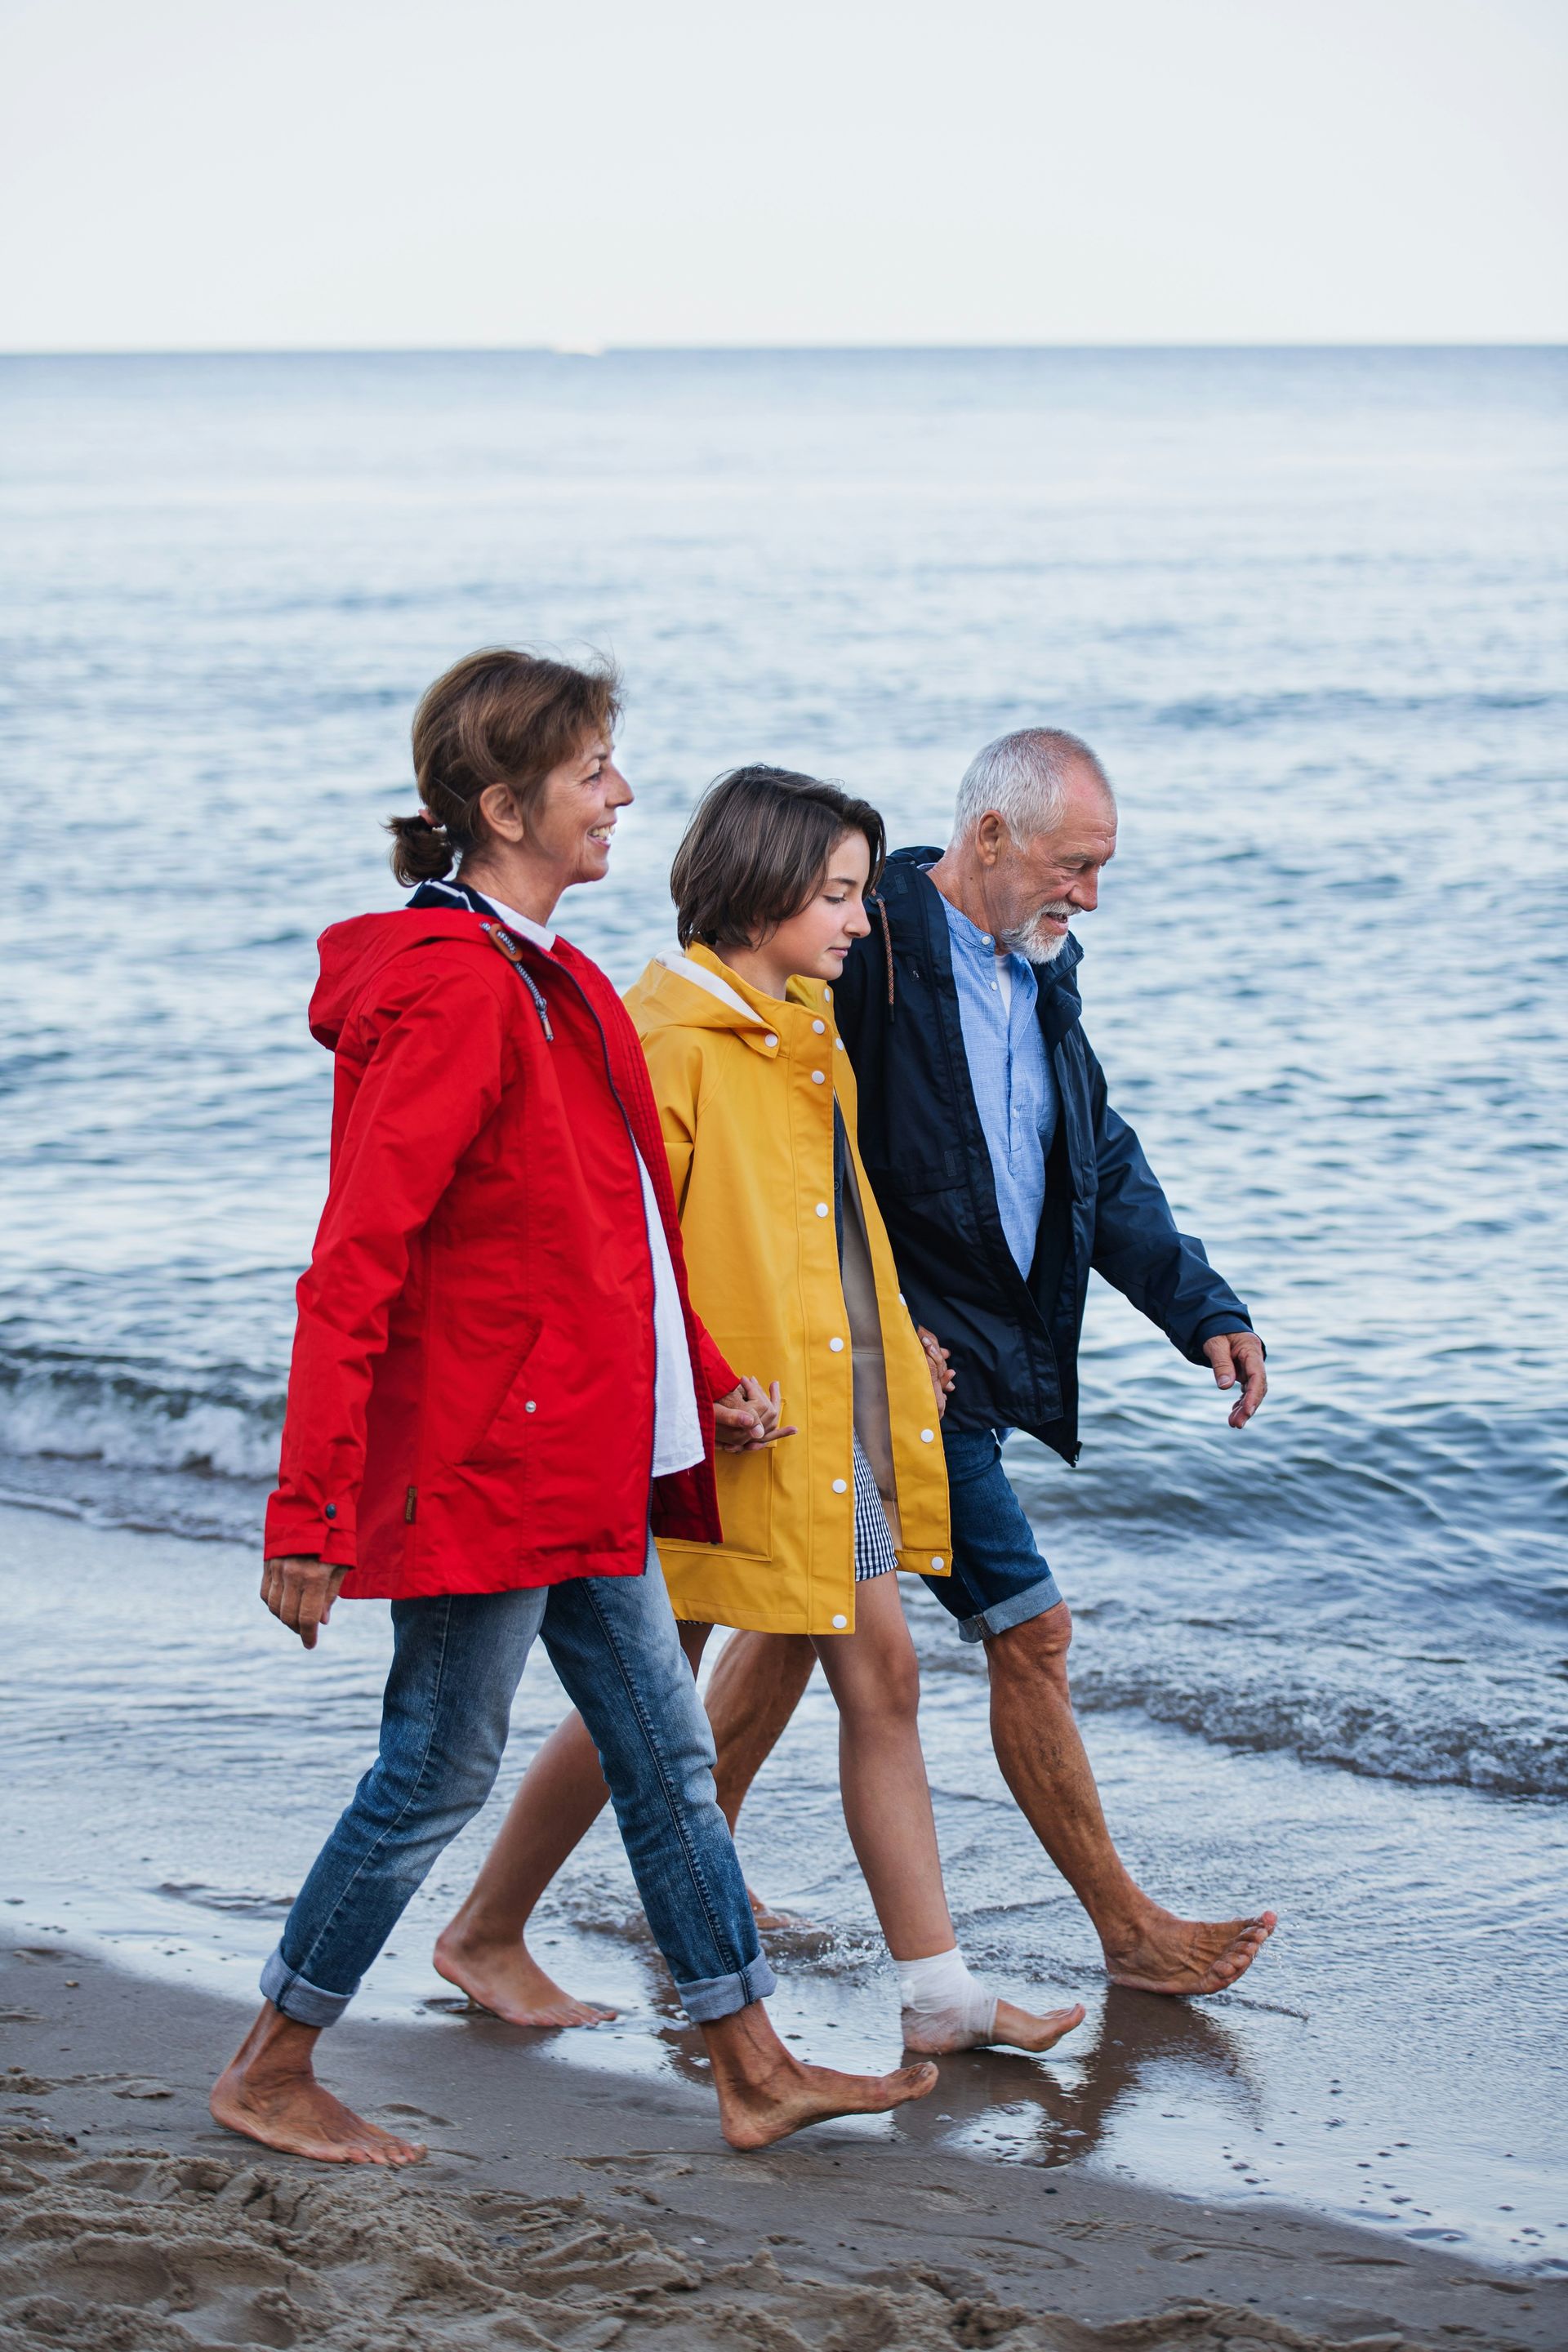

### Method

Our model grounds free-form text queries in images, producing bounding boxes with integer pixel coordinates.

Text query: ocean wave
[919,1618,1568,1802]
[0,1346,281,1484]
[4,1339,1564,1802]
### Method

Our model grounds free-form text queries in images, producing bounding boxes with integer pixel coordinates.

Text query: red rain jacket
[263,910,737,1598]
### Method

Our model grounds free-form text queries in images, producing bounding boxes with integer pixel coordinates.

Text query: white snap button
[524,1401,537,1413]
[813,1018,826,1033]
[835,1037,845,1050]
[811,1069,826,1084]
[829,1336,844,1352]
[824,987,832,1000]
[832,1477,847,1494]
[831,1613,848,1628]
[764,1032,777,1049]
[897,1293,906,1306]
[982,934,992,947]
[931,1555,944,1570]
[815,1201,829,1217]
[920,1427,934,1442]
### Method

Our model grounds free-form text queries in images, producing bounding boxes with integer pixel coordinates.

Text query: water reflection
[649,1982,1257,2170]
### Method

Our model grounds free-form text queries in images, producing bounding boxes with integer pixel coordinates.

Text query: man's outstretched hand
[262,1556,349,1648]
[1202,1330,1267,1428]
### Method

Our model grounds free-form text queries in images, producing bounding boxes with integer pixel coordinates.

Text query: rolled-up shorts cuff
[261,1944,354,2029]
[951,1568,1064,1646]
[675,1952,777,2022]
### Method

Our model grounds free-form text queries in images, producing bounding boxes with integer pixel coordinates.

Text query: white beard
[1001,906,1073,963]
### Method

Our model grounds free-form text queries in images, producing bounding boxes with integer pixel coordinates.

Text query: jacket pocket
[456,1314,545,1467]
[710,1438,774,1561]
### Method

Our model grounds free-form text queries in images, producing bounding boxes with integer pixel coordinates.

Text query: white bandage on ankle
[895,1945,998,2043]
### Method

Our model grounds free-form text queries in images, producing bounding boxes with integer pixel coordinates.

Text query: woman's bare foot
[702,1999,938,2149]
[1103,1906,1277,1996]
[211,2004,425,2167]
[902,1996,1085,2056]
[432,1928,617,2028]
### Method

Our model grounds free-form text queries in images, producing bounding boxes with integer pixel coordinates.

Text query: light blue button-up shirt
[935,888,1058,1278]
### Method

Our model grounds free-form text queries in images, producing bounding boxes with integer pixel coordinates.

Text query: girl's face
[764,828,873,982]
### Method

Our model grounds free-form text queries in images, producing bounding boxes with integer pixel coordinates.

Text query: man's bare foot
[702,1998,937,2149]
[211,2004,425,2167]
[902,1996,1085,2056]
[432,1929,617,2028]
[1103,1906,1277,1996]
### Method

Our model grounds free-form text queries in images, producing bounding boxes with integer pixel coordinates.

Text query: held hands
[714,1375,799,1453]
[916,1325,956,1420]
[1203,1330,1268,1428]
[261,1556,349,1648]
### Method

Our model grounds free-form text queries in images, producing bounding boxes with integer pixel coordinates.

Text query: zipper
[547,959,660,1508]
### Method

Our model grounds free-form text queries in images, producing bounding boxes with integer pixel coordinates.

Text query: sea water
[2,349,1565,2269]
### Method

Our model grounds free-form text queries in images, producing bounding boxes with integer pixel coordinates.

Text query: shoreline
[2,1947,1561,2350]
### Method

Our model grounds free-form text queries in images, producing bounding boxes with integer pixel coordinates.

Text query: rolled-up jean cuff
[261,1945,354,2029]
[676,1952,777,2023]
[955,1569,1064,1646]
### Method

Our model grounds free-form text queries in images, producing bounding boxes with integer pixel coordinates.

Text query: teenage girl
[435,767,1085,2057]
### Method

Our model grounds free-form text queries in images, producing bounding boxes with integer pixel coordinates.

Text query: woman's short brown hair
[387,648,621,886]
[669,765,886,951]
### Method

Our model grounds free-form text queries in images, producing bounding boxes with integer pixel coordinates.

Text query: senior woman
[210,648,936,2165]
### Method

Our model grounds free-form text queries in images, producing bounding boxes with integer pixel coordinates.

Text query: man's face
[982,768,1118,962]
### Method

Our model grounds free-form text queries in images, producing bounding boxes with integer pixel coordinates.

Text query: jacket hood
[628,944,829,1041]
[874,846,1085,1002]
[308,908,496,1048]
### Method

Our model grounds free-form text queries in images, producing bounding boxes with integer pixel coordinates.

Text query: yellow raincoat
[626,942,951,1634]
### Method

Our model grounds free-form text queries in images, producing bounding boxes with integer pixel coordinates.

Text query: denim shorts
[920,1426,1064,1644]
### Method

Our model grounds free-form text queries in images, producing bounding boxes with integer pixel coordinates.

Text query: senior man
[702,728,1275,1997]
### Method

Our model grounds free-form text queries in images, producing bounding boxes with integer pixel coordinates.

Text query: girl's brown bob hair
[387,648,621,887]
[669,765,886,952]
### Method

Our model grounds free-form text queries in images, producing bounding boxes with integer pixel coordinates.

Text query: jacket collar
[873,846,1085,1008]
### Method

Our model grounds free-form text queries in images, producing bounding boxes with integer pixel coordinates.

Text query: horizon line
[2,338,1564,362]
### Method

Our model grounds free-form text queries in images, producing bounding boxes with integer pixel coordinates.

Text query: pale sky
[2,0,1564,350]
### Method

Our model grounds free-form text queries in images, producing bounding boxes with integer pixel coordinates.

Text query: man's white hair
[951,727,1113,847]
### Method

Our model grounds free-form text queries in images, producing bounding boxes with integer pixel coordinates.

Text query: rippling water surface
[2,350,1566,2262]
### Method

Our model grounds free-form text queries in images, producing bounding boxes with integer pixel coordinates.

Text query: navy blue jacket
[835,848,1253,1464]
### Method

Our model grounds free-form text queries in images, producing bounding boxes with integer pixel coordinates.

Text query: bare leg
[432,1622,715,2024]
[703,1629,817,1922]
[987,1605,1276,1993]
[211,2003,426,2165]
[704,1629,817,1829]
[703,1997,937,2149]
[813,1575,1083,2055]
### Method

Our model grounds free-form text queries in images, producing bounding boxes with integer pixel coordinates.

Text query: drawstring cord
[871,893,897,1021]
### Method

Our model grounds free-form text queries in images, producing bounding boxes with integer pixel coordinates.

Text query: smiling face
[980,766,1118,962]
[462,730,633,918]
[524,731,632,888]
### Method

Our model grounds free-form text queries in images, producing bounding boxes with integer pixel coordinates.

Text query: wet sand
[1,1946,1561,2351]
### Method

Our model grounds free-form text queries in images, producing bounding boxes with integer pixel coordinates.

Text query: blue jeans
[261,1537,776,2029]
[920,1426,1064,1643]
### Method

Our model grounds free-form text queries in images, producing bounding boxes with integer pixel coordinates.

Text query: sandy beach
[3,1945,1561,2351]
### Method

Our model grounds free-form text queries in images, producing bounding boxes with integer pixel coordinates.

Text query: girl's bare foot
[747,1886,802,1931]
[1104,1908,1277,1996]
[211,2005,425,2166]
[432,1929,617,2027]
[902,1996,1085,2056]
